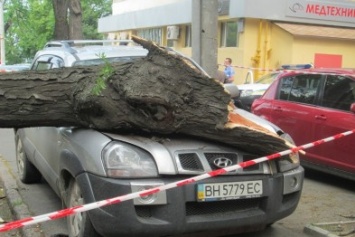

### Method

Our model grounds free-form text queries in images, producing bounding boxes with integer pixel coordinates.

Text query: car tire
[66,179,101,237]
[15,135,42,184]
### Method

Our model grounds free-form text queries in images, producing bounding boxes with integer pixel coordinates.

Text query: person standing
[223,58,235,83]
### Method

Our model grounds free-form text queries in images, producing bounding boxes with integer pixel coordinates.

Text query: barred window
[137,28,162,45]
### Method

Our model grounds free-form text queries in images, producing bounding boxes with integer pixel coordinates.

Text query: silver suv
[16,40,304,237]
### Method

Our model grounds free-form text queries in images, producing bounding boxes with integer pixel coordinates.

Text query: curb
[0,156,44,237]
[304,224,339,237]
[304,221,355,237]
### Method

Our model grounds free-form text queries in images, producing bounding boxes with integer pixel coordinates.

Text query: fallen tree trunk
[0,36,290,155]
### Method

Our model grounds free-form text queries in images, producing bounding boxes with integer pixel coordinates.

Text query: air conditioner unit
[167,26,180,40]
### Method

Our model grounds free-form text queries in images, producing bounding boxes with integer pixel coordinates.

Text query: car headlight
[102,142,158,178]
[277,133,300,172]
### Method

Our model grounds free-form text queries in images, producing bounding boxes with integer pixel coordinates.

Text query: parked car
[236,64,313,111]
[0,64,31,73]
[236,72,279,111]
[251,68,355,181]
[16,40,304,237]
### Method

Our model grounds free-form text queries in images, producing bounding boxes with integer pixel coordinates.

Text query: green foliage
[81,1,112,40]
[4,0,54,63]
[91,53,115,96]
[4,0,112,64]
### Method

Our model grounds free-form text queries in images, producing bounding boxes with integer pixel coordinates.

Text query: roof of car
[34,40,149,67]
[31,39,210,77]
[45,40,147,56]
[277,68,355,78]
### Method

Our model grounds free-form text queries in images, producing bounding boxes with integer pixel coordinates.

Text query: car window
[278,74,321,105]
[255,72,279,84]
[32,55,64,71]
[321,75,355,111]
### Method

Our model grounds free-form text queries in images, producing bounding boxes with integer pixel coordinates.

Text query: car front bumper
[76,166,304,237]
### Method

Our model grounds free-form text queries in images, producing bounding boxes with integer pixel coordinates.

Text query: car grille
[179,153,204,172]
[175,152,265,175]
[186,198,262,217]
[242,155,261,171]
[135,206,153,218]
[205,153,239,168]
[135,198,263,219]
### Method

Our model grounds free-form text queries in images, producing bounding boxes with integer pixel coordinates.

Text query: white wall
[99,0,192,33]
[100,0,355,33]
[229,0,355,27]
[112,0,178,14]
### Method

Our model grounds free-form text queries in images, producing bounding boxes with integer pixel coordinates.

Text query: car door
[20,126,61,192]
[311,75,355,173]
[25,54,66,192]
[268,74,322,148]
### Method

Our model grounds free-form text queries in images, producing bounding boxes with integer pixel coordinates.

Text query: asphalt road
[0,128,354,237]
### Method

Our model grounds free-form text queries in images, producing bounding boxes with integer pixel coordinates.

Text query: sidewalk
[0,183,21,237]
[0,155,44,237]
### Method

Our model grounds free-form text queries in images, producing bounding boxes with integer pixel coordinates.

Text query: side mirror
[351,103,355,113]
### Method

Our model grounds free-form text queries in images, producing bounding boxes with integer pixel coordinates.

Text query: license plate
[197,180,263,202]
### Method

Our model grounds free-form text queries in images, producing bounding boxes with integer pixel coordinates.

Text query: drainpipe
[251,20,262,80]
[262,21,272,77]
[263,21,268,74]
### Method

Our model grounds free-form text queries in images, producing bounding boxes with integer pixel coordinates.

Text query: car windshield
[256,72,279,84]
[73,56,144,66]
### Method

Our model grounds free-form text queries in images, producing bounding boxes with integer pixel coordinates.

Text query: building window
[167,40,174,47]
[185,25,191,47]
[220,21,237,47]
[137,28,162,45]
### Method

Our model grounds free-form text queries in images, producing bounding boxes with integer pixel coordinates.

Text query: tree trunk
[68,0,83,39]
[52,0,69,40]
[0,36,289,155]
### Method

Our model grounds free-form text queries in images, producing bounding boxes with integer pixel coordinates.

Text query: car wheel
[66,179,101,237]
[15,135,42,184]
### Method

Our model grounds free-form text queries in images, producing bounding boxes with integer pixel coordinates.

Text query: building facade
[99,0,355,84]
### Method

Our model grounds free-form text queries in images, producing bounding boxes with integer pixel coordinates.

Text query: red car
[251,68,355,181]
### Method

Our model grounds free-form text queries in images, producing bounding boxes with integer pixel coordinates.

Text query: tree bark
[0,36,289,155]
[68,0,83,39]
[52,0,69,40]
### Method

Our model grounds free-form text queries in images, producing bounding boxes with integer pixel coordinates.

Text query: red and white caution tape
[218,64,278,72]
[1,129,354,233]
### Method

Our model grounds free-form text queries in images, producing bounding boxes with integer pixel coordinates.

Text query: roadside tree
[4,0,111,64]
[0,36,289,156]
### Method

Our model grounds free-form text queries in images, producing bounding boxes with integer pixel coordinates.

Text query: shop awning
[275,22,355,40]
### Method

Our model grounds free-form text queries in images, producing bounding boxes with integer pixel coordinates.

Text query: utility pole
[0,0,4,65]
[191,0,218,78]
